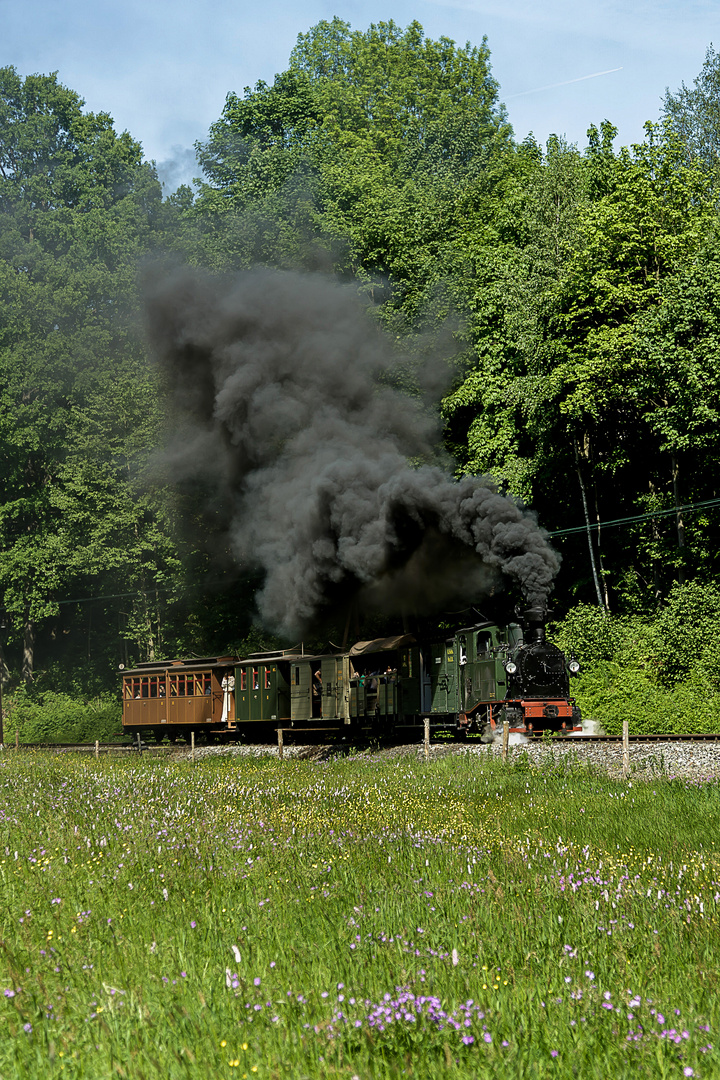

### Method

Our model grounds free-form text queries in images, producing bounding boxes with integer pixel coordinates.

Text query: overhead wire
[547,496,720,538]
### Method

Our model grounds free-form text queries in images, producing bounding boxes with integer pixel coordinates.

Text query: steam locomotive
[120,605,581,743]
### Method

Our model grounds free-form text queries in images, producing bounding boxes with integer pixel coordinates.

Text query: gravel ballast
[186,738,720,779]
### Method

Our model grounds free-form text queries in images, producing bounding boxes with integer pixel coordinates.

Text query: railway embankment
[185,737,720,778]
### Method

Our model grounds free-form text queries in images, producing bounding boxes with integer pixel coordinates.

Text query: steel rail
[6,732,720,752]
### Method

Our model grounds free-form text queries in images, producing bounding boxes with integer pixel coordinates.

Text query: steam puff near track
[146,267,560,636]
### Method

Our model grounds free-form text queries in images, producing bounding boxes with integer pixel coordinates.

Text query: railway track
[5,732,720,753]
[1,741,166,753]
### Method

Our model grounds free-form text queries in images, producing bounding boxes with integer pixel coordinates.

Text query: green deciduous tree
[0,67,178,680]
[663,45,720,168]
[550,125,717,597]
[193,19,513,316]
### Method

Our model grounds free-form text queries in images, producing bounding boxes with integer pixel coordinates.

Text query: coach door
[276,663,291,722]
[399,648,420,716]
[290,662,312,722]
[320,657,344,722]
[235,666,250,722]
[430,642,458,714]
[377,666,398,718]
[248,666,263,722]
[471,631,502,705]
[259,664,281,722]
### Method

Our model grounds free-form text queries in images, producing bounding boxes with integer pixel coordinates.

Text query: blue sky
[3,0,718,189]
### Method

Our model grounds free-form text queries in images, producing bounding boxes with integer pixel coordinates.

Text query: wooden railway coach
[122,656,237,742]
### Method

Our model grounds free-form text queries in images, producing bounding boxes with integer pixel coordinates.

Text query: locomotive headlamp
[568,659,580,674]
[505,660,517,675]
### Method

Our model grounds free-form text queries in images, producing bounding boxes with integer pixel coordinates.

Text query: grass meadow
[1,750,719,1079]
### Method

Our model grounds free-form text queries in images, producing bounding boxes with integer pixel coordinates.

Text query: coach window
[149,677,158,698]
[187,675,195,696]
[264,669,272,690]
[239,670,247,691]
[141,678,149,699]
[124,680,133,700]
[202,673,212,695]
[252,667,259,690]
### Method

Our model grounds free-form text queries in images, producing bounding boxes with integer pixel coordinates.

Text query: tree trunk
[590,448,611,609]
[648,479,663,600]
[574,437,605,609]
[22,617,35,684]
[671,452,686,583]
[144,594,155,663]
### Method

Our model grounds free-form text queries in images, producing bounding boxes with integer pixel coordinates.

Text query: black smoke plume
[146,266,560,637]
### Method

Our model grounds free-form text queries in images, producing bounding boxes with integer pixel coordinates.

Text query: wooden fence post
[424,717,430,762]
[95,740,99,759]
[502,721,509,763]
[277,728,284,761]
[622,720,629,779]
[15,730,19,750]
[191,731,195,765]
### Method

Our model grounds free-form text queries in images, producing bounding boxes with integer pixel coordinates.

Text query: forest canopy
[0,23,719,710]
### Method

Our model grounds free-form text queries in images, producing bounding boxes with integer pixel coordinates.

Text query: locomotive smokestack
[518,604,552,644]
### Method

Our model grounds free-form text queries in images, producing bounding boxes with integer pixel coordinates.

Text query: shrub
[3,690,122,744]
[652,580,720,688]
[553,594,720,735]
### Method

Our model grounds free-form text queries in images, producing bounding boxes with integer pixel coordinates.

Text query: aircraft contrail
[506,67,623,99]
